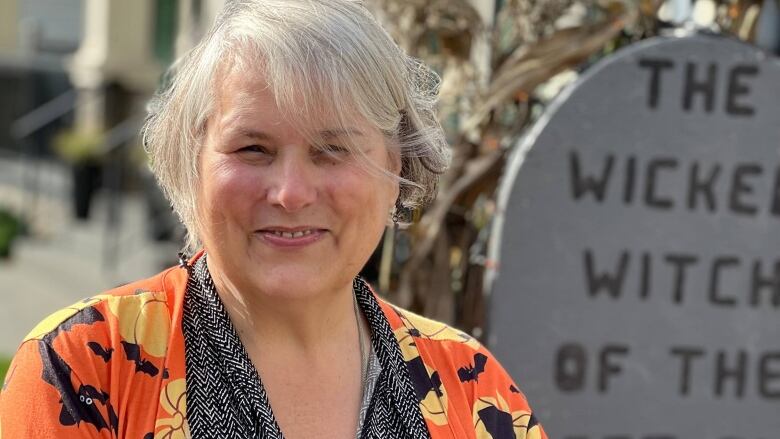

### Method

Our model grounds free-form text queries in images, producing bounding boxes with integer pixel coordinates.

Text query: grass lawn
[0,355,11,385]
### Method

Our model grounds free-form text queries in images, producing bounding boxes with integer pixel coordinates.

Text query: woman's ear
[388,143,402,176]
[383,140,402,206]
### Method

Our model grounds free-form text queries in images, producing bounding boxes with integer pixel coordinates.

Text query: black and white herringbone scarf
[182,255,431,439]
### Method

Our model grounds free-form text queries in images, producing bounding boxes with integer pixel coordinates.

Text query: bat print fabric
[0,253,546,439]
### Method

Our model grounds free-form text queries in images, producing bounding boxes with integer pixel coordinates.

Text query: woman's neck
[209,267,358,357]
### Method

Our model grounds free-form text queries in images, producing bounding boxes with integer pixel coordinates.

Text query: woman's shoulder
[0,265,189,438]
[22,264,187,347]
[377,299,548,439]
[379,299,484,359]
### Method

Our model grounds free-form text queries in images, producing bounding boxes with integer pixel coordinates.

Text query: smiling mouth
[256,227,328,239]
[255,227,327,247]
[267,229,316,239]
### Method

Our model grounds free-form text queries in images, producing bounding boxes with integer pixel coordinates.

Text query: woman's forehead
[215,68,275,111]
[214,68,375,137]
[218,59,329,109]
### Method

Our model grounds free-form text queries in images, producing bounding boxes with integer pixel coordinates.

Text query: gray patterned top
[182,254,431,439]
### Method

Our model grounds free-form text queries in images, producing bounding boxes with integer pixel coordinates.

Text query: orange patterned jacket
[0,261,547,439]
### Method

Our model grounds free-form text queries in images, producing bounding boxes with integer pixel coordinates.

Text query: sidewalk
[0,158,180,355]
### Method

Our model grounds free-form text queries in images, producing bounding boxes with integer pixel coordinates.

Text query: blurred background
[0,0,777,382]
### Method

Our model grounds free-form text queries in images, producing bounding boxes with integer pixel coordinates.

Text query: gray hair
[142,0,450,252]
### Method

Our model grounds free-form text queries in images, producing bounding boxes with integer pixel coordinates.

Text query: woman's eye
[312,145,349,164]
[315,144,350,158]
[323,144,348,154]
[238,145,270,154]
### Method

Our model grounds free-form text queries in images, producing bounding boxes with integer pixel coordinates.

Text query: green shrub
[0,355,11,385]
[0,208,23,259]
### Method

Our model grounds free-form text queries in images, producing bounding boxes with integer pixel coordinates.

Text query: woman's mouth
[267,229,315,238]
[256,227,327,247]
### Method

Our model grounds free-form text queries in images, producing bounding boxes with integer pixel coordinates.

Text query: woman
[0,1,547,438]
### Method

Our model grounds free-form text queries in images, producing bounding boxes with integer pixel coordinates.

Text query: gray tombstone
[487,33,780,439]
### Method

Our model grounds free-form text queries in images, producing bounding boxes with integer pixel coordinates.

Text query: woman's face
[198,69,399,299]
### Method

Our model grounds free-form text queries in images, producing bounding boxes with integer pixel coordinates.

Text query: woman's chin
[246,268,340,300]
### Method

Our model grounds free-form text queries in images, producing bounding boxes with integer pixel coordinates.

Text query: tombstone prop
[487,33,780,439]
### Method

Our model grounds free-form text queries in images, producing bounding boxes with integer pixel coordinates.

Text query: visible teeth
[270,229,315,238]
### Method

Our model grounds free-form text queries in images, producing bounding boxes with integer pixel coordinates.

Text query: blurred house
[0,0,80,157]
[0,1,229,152]
[0,0,162,156]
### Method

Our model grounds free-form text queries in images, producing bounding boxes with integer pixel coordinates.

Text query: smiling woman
[0,1,547,438]
[199,68,401,304]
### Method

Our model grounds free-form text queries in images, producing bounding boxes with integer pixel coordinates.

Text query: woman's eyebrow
[228,127,277,142]
[319,128,365,139]
[224,126,364,141]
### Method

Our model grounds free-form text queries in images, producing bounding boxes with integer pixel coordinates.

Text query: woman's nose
[266,155,318,212]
